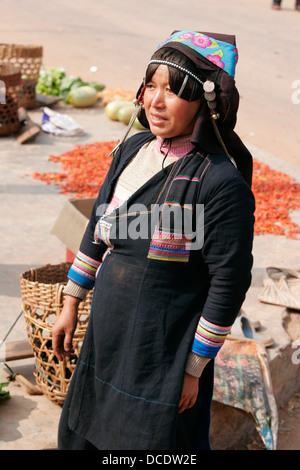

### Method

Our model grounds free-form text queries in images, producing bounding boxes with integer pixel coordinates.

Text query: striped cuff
[68,250,101,290]
[185,353,211,377]
[191,317,231,358]
[63,280,90,300]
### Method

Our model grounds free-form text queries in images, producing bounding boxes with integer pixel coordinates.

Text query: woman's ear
[136,85,146,109]
[138,85,146,102]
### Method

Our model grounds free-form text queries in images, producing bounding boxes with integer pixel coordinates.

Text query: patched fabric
[148,226,192,262]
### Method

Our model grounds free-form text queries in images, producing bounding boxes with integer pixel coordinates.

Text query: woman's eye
[166,87,174,95]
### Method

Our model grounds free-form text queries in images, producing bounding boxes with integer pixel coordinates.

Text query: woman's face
[143,65,202,139]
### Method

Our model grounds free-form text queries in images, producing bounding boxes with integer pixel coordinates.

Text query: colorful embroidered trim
[147,227,192,262]
[164,201,193,210]
[173,175,201,183]
[157,30,238,79]
[191,317,231,358]
[68,251,101,289]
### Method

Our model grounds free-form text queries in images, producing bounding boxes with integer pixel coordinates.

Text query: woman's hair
[145,48,204,102]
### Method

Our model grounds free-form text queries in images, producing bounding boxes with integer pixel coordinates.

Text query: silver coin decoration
[204,91,216,102]
[203,80,215,92]
[208,100,217,110]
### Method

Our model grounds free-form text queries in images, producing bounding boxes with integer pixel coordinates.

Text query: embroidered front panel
[93,193,125,250]
[94,217,113,248]
[147,155,210,262]
[147,226,192,262]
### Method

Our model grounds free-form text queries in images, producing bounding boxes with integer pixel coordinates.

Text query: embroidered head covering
[137,30,253,186]
[156,30,238,79]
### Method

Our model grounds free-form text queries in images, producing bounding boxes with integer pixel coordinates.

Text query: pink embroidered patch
[191,35,212,49]
[206,54,225,69]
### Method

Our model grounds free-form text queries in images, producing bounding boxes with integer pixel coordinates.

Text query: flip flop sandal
[259,267,300,311]
[228,315,274,347]
[239,309,261,329]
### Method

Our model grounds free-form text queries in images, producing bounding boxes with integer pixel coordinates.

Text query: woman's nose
[151,89,165,108]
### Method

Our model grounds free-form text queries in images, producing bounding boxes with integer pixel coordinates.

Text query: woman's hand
[52,295,80,361]
[178,372,199,414]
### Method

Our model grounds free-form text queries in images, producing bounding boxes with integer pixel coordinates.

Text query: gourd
[105,100,134,121]
[67,86,98,107]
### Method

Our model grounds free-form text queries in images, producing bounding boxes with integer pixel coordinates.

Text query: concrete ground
[0,0,300,451]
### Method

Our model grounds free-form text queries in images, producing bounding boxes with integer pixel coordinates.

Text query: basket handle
[30,267,37,281]
[55,284,65,318]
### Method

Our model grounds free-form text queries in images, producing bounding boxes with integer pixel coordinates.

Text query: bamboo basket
[0,63,22,136]
[0,44,43,109]
[20,262,92,405]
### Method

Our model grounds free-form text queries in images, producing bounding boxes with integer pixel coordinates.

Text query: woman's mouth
[150,113,168,124]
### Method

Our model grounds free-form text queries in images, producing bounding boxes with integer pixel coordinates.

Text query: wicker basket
[20,262,92,405]
[0,63,22,136]
[0,44,43,109]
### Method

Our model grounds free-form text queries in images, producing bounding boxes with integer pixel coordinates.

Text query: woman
[53,30,255,450]
[271,0,300,10]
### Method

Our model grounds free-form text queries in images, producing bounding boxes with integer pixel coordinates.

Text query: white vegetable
[117,104,135,124]
[105,100,133,121]
[67,86,98,107]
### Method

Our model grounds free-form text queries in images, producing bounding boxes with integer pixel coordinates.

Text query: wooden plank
[0,340,34,362]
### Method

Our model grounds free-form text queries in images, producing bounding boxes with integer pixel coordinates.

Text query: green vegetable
[90,82,105,92]
[35,68,105,101]
[66,86,99,107]
[105,100,134,121]
[35,68,67,96]
[0,381,10,400]
[59,76,85,100]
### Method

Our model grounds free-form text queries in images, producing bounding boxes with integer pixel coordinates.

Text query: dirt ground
[275,313,300,450]
[1,0,300,451]
[251,311,300,450]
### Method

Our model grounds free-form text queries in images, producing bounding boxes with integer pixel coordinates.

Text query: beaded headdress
[144,31,240,167]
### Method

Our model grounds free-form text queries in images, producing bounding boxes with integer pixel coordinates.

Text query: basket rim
[0,44,43,55]
[0,63,21,75]
[20,262,72,280]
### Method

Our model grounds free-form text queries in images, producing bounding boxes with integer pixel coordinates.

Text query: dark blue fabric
[58,132,254,450]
